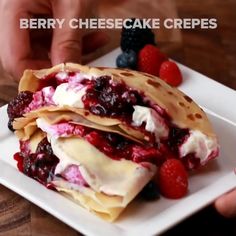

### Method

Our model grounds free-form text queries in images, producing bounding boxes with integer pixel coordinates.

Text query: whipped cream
[52,83,87,108]
[179,130,218,165]
[132,105,169,141]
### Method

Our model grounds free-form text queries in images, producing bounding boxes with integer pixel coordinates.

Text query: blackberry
[121,19,155,52]
[140,180,160,201]
[23,153,36,175]
[20,137,60,184]
[23,152,59,184]
[94,76,109,91]
[35,153,58,182]
[36,138,53,156]
[7,91,33,131]
[105,133,122,145]
[168,127,189,153]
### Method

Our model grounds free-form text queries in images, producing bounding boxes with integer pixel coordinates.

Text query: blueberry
[116,50,137,69]
[8,119,14,132]
[140,180,159,201]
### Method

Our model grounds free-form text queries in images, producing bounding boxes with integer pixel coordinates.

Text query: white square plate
[0,49,236,236]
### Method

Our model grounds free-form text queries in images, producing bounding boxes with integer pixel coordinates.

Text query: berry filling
[85,130,164,165]
[15,138,59,186]
[37,120,164,166]
[82,76,146,122]
[14,125,165,188]
[15,138,88,188]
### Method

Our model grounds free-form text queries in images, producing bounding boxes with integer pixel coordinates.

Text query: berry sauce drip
[82,76,146,122]
[14,138,59,187]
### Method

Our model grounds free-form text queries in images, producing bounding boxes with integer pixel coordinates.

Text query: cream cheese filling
[132,105,169,141]
[179,130,218,164]
[52,83,87,108]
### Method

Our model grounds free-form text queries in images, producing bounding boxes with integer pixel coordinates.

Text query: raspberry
[13,152,24,172]
[86,131,114,154]
[116,50,137,69]
[23,152,59,184]
[121,19,155,52]
[7,91,33,131]
[138,45,168,76]
[159,61,183,87]
[158,159,188,199]
[85,131,103,146]
[132,145,164,166]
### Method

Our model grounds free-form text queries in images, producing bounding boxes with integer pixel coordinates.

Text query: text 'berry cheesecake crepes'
[8,63,219,221]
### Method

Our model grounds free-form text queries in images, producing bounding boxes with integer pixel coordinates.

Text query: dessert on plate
[7,63,219,221]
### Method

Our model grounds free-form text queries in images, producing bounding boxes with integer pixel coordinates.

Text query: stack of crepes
[12,63,219,221]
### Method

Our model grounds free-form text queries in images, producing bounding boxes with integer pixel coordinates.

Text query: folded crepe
[10,63,219,221]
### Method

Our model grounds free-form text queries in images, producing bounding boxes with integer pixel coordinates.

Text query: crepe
[24,128,156,221]
[18,63,216,137]
[50,137,156,221]
[10,63,219,221]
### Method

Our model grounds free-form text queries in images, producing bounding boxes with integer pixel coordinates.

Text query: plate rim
[1,49,236,235]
